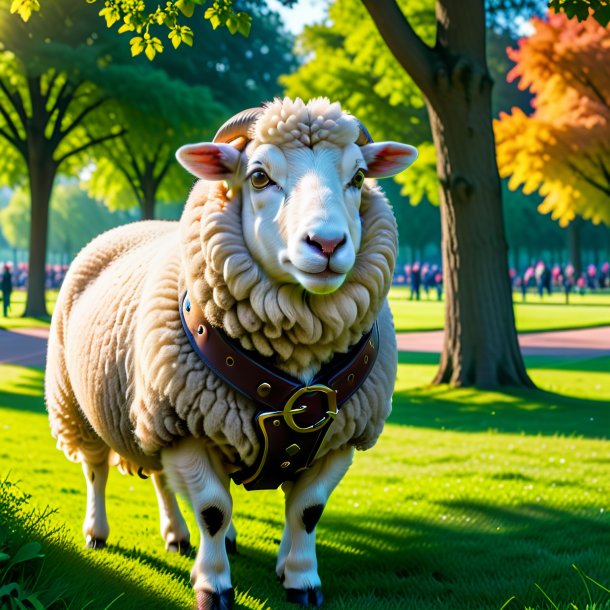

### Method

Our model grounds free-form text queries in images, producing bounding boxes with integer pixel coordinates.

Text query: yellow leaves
[168,25,193,49]
[496,13,610,227]
[130,34,163,60]
[9,0,40,22]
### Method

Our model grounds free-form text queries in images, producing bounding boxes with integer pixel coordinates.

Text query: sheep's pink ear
[361,142,418,178]
[176,143,241,180]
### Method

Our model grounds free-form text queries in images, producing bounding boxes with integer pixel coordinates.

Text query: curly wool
[251,97,360,149]
[46,101,399,474]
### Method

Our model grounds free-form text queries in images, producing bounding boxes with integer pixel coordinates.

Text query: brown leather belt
[179,291,379,490]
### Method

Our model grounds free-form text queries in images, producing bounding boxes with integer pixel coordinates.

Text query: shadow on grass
[394,353,610,440]
[100,500,610,610]
[391,385,610,440]
[0,380,45,414]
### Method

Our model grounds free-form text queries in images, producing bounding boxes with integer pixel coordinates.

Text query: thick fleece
[45,107,398,476]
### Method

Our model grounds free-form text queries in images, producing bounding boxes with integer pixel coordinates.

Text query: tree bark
[568,217,582,278]
[25,154,56,318]
[364,0,533,388]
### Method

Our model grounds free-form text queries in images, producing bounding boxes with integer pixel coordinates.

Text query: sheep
[45,97,417,609]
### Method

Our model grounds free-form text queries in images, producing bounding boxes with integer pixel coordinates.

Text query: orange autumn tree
[495,12,610,227]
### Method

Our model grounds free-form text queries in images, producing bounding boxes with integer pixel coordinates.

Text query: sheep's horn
[213,107,264,144]
[356,120,374,145]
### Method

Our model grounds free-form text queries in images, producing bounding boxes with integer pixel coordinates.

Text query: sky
[267,0,328,34]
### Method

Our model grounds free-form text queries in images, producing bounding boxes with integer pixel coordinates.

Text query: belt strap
[179,291,379,490]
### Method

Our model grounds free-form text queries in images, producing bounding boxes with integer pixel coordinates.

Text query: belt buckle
[282,385,338,433]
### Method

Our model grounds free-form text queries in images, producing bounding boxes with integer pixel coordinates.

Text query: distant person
[1,265,12,317]
[410,262,421,301]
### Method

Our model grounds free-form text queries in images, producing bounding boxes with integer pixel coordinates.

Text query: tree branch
[361,0,438,101]
[55,128,126,166]
[0,127,21,152]
[0,75,27,134]
[56,96,110,145]
[564,158,610,198]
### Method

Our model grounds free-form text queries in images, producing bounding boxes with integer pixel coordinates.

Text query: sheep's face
[240,141,366,294]
[176,98,417,295]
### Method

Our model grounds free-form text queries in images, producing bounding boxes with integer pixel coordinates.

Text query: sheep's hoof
[285,587,324,607]
[85,537,106,550]
[225,537,237,555]
[196,588,234,610]
[167,540,193,556]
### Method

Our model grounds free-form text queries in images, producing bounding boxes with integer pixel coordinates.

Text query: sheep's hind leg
[278,446,354,607]
[82,453,111,549]
[162,438,234,610]
[151,472,192,555]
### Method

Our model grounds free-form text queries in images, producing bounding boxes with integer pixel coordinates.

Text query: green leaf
[7,542,43,569]
[0,552,11,562]
[225,15,238,35]
[236,12,251,37]
[129,36,144,57]
[176,0,195,18]
[204,7,222,30]
[0,583,20,597]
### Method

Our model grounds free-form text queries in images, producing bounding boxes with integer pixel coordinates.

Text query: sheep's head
[177,97,417,295]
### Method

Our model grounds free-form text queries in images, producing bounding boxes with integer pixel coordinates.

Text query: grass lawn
[389,287,610,333]
[0,289,57,330]
[1,352,610,609]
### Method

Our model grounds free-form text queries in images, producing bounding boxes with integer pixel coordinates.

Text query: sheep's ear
[361,142,418,178]
[176,143,241,181]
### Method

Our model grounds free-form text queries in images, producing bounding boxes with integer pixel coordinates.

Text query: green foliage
[549,0,610,26]
[0,183,135,255]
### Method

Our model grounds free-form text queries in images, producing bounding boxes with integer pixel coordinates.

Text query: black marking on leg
[137,467,149,480]
[85,537,106,550]
[225,536,237,555]
[196,588,234,610]
[167,540,193,556]
[201,506,224,537]
[302,504,324,534]
[90,471,95,483]
[286,587,323,607]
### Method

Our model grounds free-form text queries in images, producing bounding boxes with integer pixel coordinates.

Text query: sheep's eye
[350,170,365,189]
[250,170,272,189]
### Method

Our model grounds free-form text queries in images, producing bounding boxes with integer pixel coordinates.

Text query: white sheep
[45,97,417,609]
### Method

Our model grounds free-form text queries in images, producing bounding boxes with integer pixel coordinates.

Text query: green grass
[389,287,610,333]
[1,355,610,609]
[0,290,57,330]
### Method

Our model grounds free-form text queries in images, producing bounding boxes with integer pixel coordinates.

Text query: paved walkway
[397,325,610,359]
[1,325,609,369]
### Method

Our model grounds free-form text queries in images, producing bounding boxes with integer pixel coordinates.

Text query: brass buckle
[282,385,338,433]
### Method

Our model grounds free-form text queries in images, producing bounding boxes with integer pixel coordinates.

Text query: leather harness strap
[179,291,379,490]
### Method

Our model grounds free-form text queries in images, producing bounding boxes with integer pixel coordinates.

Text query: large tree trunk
[24,159,55,318]
[363,0,533,388]
[140,170,157,220]
[428,93,531,387]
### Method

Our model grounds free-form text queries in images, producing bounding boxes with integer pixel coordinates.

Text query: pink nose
[306,233,346,256]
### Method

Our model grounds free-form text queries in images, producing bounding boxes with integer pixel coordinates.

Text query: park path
[396,325,610,359]
[1,324,610,369]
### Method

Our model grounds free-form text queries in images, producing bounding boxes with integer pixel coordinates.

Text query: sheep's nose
[306,233,347,256]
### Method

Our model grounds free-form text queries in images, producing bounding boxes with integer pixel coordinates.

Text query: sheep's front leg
[277,446,354,607]
[162,439,234,610]
[82,458,110,549]
[151,472,191,554]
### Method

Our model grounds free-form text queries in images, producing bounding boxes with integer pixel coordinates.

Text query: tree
[85,8,295,220]
[495,13,610,229]
[84,67,224,220]
[0,0,127,316]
